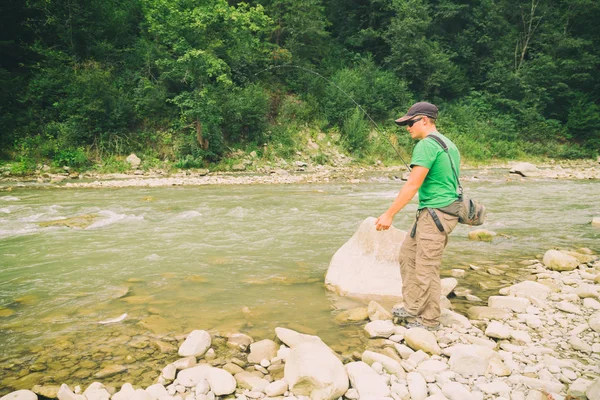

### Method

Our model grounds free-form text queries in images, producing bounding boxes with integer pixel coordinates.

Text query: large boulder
[0,391,37,400]
[505,281,552,301]
[325,217,406,299]
[284,341,349,399]
[543,250,579,271]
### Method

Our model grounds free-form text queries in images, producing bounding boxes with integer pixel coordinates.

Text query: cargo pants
[399,208,458,327]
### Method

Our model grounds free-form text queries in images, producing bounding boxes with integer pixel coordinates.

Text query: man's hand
[375,213,393,231]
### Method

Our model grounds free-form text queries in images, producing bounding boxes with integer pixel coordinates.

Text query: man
[375,101,460,330]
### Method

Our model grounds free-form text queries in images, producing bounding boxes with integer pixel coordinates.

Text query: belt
[410,208,445,238]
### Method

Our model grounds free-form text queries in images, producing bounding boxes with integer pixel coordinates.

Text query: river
[0,170,599,392]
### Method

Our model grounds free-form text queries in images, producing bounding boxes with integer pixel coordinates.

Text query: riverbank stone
[506,281,552,300]
[405,328,441,355]
[325,217,406,298]
[448,345,502,377]
[467,306,511,320]
[178,330,211,357]
[247,339,278,364]
[284,341,349,399]
[346,361,391,399]
[543,250,579,271]
[0,391,37,400]
[467,229,496,241]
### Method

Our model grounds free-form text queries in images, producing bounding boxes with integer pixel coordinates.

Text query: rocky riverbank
[3,248,600,400]
[0,159,599,190]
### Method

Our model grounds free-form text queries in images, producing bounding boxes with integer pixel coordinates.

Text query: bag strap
[427,134,463,198]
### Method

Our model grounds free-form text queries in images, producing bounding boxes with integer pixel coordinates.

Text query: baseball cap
[395,102,438,125]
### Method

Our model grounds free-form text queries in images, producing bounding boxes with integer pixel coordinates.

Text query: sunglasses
[406,117,423,127]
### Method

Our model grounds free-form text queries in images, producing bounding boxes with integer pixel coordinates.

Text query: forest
[1,0,599,172]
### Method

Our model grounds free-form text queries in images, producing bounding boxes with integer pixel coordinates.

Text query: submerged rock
[38,214,97,229]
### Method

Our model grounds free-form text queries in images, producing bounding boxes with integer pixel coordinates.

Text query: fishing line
[254,64,412,172]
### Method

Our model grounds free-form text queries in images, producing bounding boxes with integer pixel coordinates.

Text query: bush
[53,147,89,168]
[342,108,370,155]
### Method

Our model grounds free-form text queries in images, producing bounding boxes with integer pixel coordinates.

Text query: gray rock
[362,350,406,378]
[441,382,475,400]
[247,339,278,364]
[227,333,253,351]
[448,345,501,377]
[543,250,579,271]
[0,391,38,400]
[367,300,393,321]
[364,320,396,338]
[488,296,530,312]
[57,385,86,400]
[32,386,60,399]
[586,378,600,400]
[82,383,110,400]
[467,306,511,320]
[440,309,472,329]
[506,281,552,300]
[126,154,141,168]
[234,372,270,392]
[568,378,593,399]
[407,372,428,400]
[485,321,511,339]
[264,379,288,397]
[176,365,236,395]
[325,217,406,298]
[178,330,211,357]
[590,312,600,332]
[405,328,441,355]
[346,361,391,399]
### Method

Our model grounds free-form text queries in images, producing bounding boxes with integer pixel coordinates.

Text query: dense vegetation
[1,0,599,172]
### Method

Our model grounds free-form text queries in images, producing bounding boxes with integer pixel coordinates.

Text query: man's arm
[375,166,429,231]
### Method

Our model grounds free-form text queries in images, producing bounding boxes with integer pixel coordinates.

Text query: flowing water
[1,170,599,392]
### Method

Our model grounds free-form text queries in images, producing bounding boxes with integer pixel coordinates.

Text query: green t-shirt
[410,132,460,209]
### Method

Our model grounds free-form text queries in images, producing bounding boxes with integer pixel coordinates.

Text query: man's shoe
[391,306,415,319]
[404,320,440,331]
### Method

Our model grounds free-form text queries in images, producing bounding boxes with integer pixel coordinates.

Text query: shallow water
[1,171,599,391]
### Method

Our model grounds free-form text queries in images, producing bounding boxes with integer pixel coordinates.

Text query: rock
[569,378,593,398]
[325,217,406,298]
[488,296,530,312]
[584,298,600,310]
[275,327,324,348]
[172,356,197,370]
[1,391,38,400]
[364,320,396,338]
[232,163,246,171]
[441,278,458,297]
[345,362,391,399]
[440,309,472,329]
[467,306,511,320]
[543,250,579,271]
[32,386,60,399]
[38,214,97,229]
[509,375,564,393]
[126,154,141,168]
[574,283,599,299]
[510,162,539,177]
[248,339,278,364]
[570,336,592,353]
[506,281,552,301]
[264,379,288,397]
[362,350,405,378]
[441,382,474,400]
[223,363,244,375]
[367,301,393,321]
[178,330,211,357]
[451,269,465,278]
[467,229,496,241]
[556,301,582,314]
[284,341,348,399]
[176,365,236,395]
[334,307,369,324]
[82,383,110,400]
[592,217,600,228]
[407,371,428,400]
[108,384,134,400]
[589,312,600,332]
[485,321,511,339]
[405,328,441,355]
[227,333,253,351]
[153,340,176,353]
[94,365,127,379]
[586,378,600,400]
[57,384,86,400]
[417,360,448,382]
[145,384,168,399]
[448,345,501,376]
[234,372,270,392]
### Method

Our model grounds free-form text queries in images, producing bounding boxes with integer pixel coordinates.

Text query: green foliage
[174,155,204,169]
[342,108,370,155]
[52,148,89,168]
[2,0,599,167]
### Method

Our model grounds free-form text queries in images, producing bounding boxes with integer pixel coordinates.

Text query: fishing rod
[254,64,412,172]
